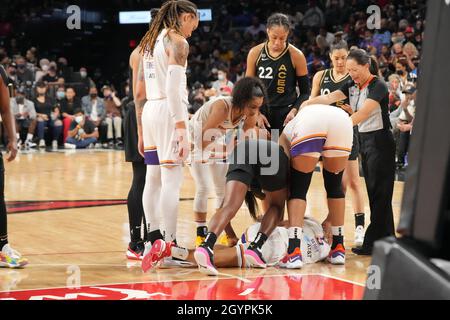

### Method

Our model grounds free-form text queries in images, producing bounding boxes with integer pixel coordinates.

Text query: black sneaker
[194,244,218,276]
[126,241,145,260]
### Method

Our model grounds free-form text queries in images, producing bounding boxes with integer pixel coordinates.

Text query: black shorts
[262,105,292,133]
[226,140,288,192]
[349,126,360,161]
[123,102,144,163]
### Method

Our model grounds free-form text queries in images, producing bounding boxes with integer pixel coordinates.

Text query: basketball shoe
[194,245,218,276]
[278,247,303,269]
[327,244,346,265]
[142,240,172,273]
[244,246,267,268]
[354,225,365,247]
[126,241,145,261]
[0,244,28,268]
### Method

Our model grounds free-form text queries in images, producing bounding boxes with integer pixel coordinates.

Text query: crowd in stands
[0,0,425,168]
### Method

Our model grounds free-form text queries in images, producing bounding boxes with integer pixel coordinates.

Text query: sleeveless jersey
[190,96,244,130]
[255,43,297,107]
[143,29,188,105]
[319,68,350,108]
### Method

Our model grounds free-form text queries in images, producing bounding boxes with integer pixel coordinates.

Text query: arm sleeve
[293,75,310,110]
[367,80,389,103]
[166,65,187,123]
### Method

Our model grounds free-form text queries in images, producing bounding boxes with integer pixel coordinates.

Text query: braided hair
[139,0,197,56]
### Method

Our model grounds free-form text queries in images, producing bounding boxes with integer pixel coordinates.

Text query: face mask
[75,116,83,124]
[16,97,24,104]
[17,64,25,69]
[218,74,225,81]
[57,91,66,99]
[10,70,16,75]
[90,93,97,98]
[396,70,405,76]
[80,71,87,78]
[42,65,49,72]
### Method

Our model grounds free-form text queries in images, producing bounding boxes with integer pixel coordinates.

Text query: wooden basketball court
[0,149,404,300]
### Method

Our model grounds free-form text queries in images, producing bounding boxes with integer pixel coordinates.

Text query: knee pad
[289,168,313,201]
[323,169,344,199]
[194,186,208,213]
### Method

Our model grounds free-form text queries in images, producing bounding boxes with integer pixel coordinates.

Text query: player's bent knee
[289,168,314,200]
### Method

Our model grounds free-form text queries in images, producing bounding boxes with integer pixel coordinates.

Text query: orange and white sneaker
[142,240,173,273]
[327,244,346,265]
[278,247,303,269]
[0,244,28,269]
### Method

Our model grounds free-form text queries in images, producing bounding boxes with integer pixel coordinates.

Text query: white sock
[288,227,302,239]
[331,226,344,236]
[171,246,189,261]
[142,166,162,233]
[196,222,207,228]
[159,166,184,242]
[26,133,33,141]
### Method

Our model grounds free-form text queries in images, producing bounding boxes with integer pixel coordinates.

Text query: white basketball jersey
[143,28,188,105]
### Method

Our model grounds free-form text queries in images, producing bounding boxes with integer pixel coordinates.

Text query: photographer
[64,108,99,149]
[395,85,416,168]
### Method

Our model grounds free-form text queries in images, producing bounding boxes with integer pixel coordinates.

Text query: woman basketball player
[189,77,265,248]
[0,65,28,268]
[280,105,353,268]
[194,139,290,275]
[124,8,159,261]
[246,13,310,134]
[142,217,330,273]
[302,49,395,256]
[135,1,199,251]
[310,42,366,248]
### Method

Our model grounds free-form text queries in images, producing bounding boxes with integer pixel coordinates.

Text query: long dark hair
[231,77,267,111]
[266,13,291,32]
[139,0,197,55]
[245,191,260,221]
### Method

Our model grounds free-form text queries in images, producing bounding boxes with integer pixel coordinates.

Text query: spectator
[33,81,63,149]
[245,16,266,38]
[395,60,413,88]
[79,67,95,98]
[302,0,325,28]
[11,86,36,150]
[15,56,34,86]
[374,19,392,46]
[65,109,99,149]
[388,74,403,112]
[316,27,335,54]
[212,67,234,97]
[60,87,81,142]
[40,62,59,83]
[5,62,17,88]
[35,59,50,83]
[81,86,107,147]
[101,85,123,147]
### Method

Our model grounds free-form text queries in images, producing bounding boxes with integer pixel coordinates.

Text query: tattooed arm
[131,50,147,157]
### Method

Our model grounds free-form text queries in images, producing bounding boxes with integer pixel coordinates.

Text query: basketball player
[0,65,28,268]
[135,1,198,251]
[280,105,353,268]
[302,49,395,256]
[189,77,265,247]
[194,139,289,275]
[246,13,310,134]
[124,8,159,260]
[310,42,366,247]
[142,217,330,272]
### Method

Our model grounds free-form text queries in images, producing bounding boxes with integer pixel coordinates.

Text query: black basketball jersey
[256,43,297,108]
[319,68,350,108]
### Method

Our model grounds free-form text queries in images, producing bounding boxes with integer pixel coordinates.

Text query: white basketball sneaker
[354,225,365,247]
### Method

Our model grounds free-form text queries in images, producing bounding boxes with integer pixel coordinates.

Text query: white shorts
[142,100,188,166]
[285,105,353,158]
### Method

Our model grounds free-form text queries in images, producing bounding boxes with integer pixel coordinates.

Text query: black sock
[249,232,268,250]
[0,235,7,249]
[197,226,208,238]
[331,235,344,250]
[355,213,365,228]
[288,238,301,254]
[148,229,164,244]
[204,232,217,250]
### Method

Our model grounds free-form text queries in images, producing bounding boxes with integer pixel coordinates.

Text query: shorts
[288,105,353,158]
[142,99,188,166]
[226,140,289,192]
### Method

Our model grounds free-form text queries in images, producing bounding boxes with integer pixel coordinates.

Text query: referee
[302,49,395,255]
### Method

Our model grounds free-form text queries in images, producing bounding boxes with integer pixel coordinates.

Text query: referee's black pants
[359,129,396,249]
